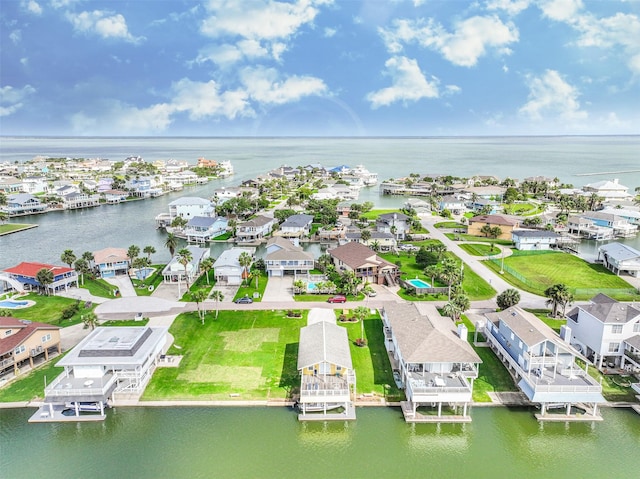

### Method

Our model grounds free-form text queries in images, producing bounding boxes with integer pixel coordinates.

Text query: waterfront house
[404,198,431,215]
[184,216,228,243]
[599,207,640,226]
[102,189,128,204]
[297,314,356,420]
[168,197,215,220]
[212,186,242,205]
[126,176,162,198]
[276,213,314,242]
[328,241,398,285]
[0,176,23,193]
[582,178,632,200]
[581,211,637,237]
[484,306,604,418]
[341,230,396,252]
[566,294,640,371]
[61,192,101,210]
[22,176,49,194]
[162,246,210,286]
[3,193,47,215]
[467,214,519,240]
[0,317,61,377]
[213,247,255,285]
[376,212,410,240]
[96,177,113,193]
[37,326,167,421]
[597,242,640,277]
[264,237,314,277]
[467,197,500,214]
[197,158,217,168]
[381,303,481,422]
[236,215,276,243]
[93,248,130,278]
[3,262,78,294]
[512,230,559,251]
[438,195,466,215]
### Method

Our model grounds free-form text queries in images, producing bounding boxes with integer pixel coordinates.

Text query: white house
[37,326,167,421]
[597,242,640,277]
[485,306,604,419]
[213,247,255,285]
[168,197,215,220]
[376,212,410,240]
[162,246,210,287]
[276,214,314,243]
[184,216,228,243]
[381,302,481,422]
[93,247,130,278]
[582,178,632,200]
[566,294,640,370]
[511,230,559,251]
[236,215,276,242]
[264,237,314,277]
[22,176,49,194]
[3,193,47,215]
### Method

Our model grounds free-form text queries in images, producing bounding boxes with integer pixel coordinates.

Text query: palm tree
[451,292,470,320]
[210,290,224,319]
[143,245,156,261]
[177,248,193,292]
[0,211,8,224]
[238,252,253,285]
[60,249,76,269]
[200,257,214,284]
[353,306,369,346]
[81,251,95,270]
[544,283,572,317]
[191,288,209,325]
[83,311,99,330]
[36,268,54,296]
[165,233,178,257]
[442,301,462,321]
[360,229,371,243]
[439,257,461,301]
[496,288,521,310]
[127,245,140,264]
[480,224,493,238]
[74,258,90,285]
[293,279,305,294]
[424,265,439,287]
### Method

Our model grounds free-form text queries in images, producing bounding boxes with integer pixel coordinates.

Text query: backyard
[2,293,95,326]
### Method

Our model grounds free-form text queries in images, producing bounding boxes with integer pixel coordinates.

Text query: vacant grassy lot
[4,293,95,326]
[483,251,639,300]
[0,353,67,402]
[81,278,117,298]
[0,223,37,235]
[472,345,519,402]
[458,243,500,257]
[143,308,403,402]
[232,275,268,302]
[445,233,514,245]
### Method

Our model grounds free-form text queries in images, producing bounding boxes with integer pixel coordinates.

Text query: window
[611,324,623,334]
[634,322,640,333]
[42,333,51,343]
[14,345,25,355]
[518,341,523,349]
[608,342,620,353]
[4,329,12,336]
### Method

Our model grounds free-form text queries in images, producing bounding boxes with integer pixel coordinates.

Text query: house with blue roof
[184,216,228,243]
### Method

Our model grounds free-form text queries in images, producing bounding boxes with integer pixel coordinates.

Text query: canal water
[1,406,639,479]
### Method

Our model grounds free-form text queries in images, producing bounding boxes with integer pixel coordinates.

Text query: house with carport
[597,242,640,277]
[184,216,228,243]
[484,306,604,419]
[161,246,210,289]
[264,237,314,277]
[93,248,130,278]
[297,313,356,420]
[381,303,481,422]
[213,247,255,285]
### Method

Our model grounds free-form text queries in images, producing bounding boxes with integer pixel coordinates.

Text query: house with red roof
[3,262,78,294]
[0,317,61,377]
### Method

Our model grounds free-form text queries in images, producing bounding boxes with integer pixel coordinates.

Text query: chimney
[457,324,468,342]
[559,324,572,343]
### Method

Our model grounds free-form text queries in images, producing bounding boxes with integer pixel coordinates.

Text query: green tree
[489,226,502,239]
[480,224,493,237]
[165,233,178,257]
[353,306,369,346]
[177,248,193,291]
[171,216,188,229]
[36,268,54,296]
[439,257,462,301]
[143,245,156,261]
[238,252,253,285]
[210,290,224,319]
[360,229,371,243]
[496,288,521,310]
[200,257,214,285]
[83,311,99,330]
[293,279,306,294]
[0,212,8,224]
[60,249,76,269]
[544,283,573,317]
[74,258,90,285]
[191,288,209,325]
[127,245,140,264]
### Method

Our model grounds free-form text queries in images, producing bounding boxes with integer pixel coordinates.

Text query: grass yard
[0,223,37,235]
[472,345,519,402]
[0,353,66,402]
[445,233,513,245]
[483,251,639,300]
[131,265,165,297]
[584,367,636,402]
[458,243,500,257]
[360,209,400,220]
[143,310,307,401]
[4,293,95,326]
[232,274,268,302]
[80,277,117,298]
[434,221,465,229]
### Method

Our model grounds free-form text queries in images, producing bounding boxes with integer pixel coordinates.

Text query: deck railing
[45,372,117,398]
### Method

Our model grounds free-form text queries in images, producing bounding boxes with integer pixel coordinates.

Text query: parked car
[327,295,347,303]
[235,296,253,304]
[364,290,377,297]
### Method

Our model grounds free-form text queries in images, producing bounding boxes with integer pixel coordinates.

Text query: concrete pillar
[541,403,546,415]
[438,402,442,417]
[566,403,571,416]
[463,402,468,417]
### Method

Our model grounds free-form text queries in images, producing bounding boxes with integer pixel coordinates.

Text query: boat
[64,401,103,412]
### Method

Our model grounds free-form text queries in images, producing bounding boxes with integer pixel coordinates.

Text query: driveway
[104,275,137,298]
[262,276,294,302]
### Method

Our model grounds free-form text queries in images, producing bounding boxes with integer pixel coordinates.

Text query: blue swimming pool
[0,300,29,308]
[407,278,430,288]
[307,282,317,290]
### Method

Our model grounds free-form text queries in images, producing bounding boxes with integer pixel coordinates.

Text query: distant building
[468,214,519,241]
[3,262,77,295]
[93,248,130,278]
[265,237,314,277]
[511,230,559,251]
[328,242,398,285]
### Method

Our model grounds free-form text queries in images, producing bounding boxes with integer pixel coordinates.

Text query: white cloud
[200,0,329,61]
[71,102,174,135]
[519,69,588,121]
[195,40,271,67]
[240,66,328,105]
[324,27,336,38]
[66,10,143,43]
[0,85,36,117]
[170,78,252,120]
[366,56,440,108]
[538,0,583,22]
[486,0,531,16]
[380,15,519,67]
[22,0,42,15]
[10,30,22,44]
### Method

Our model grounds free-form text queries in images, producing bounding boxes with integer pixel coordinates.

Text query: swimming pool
[407,278,431,288]
[307,282,317,291]
[0,299,30,309]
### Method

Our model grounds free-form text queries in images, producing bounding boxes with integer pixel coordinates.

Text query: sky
[1,0,639,137]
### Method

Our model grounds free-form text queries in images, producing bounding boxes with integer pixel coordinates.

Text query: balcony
[406,372,472,403]
[45,371,117,402]
[299,373,353,403]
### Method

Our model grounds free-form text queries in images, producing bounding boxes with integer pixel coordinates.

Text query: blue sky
[1,0,639,136]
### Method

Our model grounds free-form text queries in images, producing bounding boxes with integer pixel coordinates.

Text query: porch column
[541,403,546,415]
[620,354,626,369]
[565,403,571,416]
[463,402,468,417]
[29,356,33,368]
[438,401,442,417]
[44,348,49,360]
[592,403,598,416]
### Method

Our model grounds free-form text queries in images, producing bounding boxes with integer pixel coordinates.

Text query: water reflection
[298,419,354,448]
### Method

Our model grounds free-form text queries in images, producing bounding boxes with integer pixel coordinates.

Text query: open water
[1,137,640,478]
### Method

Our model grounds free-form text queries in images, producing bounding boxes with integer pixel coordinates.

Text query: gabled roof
[239,215,275,227]
[281,214,314,228]
[577,294,640,324]
[378,212,409,223]
[0,317,60,355]
[328,242,396,270]
[297,317,352,370]
[187,216,225,228]
[512,230,559,239]
[384,303,481,364]
[93,248,128,264]
[168,196,211,206]
[213,247,254,268]
[3,262,74,278]
[469,214,517,226]
[485,306,557,347]
[625,335,640,351]
[598,242,640,261]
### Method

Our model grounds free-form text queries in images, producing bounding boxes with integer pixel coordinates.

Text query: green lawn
[0,353,66,402]
[232,274,268,302]
[0,223,37,235]
[458,243,500,257]
[80,278,117,298]
[4,293,95,326]
[360,209,400,220]
[445,233,514,245]
[131,265,166,297]
[483,251,640,300]
[434,221,464,229]
[584,367,636,402]
[472,345,519,402]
